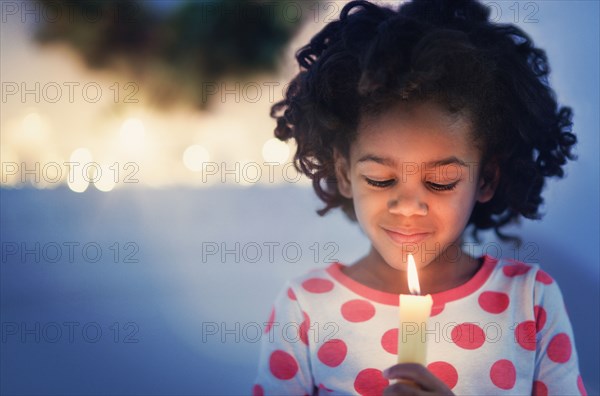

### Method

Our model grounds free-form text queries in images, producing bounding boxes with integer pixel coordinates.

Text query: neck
[362,242,481,295]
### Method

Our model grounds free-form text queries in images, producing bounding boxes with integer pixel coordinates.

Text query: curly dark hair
[271,0,576,244]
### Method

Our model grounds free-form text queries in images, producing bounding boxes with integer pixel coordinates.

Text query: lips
[382,227,432,244]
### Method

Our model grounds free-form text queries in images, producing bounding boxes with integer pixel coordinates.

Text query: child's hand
[382,363,454,396]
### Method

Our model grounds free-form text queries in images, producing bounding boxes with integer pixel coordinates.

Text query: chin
[378,250,409,271]
[385,260,406,272]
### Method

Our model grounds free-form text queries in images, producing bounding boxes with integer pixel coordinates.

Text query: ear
[477,161,500,203]
[333,148,353,199]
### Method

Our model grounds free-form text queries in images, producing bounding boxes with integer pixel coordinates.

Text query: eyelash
[428,182,458,191]
[364,178,458,191]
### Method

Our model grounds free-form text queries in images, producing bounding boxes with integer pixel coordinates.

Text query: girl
[254,0,586,394]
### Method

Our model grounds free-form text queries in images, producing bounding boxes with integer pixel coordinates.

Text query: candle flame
[407,254,421,295]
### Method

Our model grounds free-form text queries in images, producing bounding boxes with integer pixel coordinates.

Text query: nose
[388,192,428,216]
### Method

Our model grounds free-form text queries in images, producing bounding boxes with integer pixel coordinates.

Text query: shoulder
[282,262,344,305]
[286,262,343,297]
[280,261,377,315]
[488,256,554,283]
[484,256,562,302]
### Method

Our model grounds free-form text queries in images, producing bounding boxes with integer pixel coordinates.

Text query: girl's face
[334,101,497,272]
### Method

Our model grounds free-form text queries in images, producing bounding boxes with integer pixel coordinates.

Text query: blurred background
[1,0,598,395]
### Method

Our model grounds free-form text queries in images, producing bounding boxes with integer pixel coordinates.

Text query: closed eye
[365,177,395,188]
[427,181,458,191]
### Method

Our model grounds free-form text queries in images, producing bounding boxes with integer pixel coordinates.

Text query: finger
[383,381,426,396]
[384,363,451,394]
[393,378,419,389]
[383,363,426,382]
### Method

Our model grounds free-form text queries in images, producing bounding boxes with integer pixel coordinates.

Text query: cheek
[441,193,477,229]
[351,190,385,228]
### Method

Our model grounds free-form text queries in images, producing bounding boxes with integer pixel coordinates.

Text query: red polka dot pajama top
[253,255,587,395]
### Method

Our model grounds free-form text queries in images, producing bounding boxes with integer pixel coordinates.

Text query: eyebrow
[356,154,469,168]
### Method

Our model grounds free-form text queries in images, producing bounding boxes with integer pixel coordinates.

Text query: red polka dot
[381,328,398,355]
[341,299,376,322]
[354,368,389,396]
[451,323,486,350]
[577,375,587,396]
[427,361,458,389]
[430,303,445,317]
[534,305,547,333]
[548,333,572,363]
[264,307,275,333]
[478,291,510,314]
[299,311,310,345]
[287,288,297,300]
[318,339,347,367]
[533,380,548,396]
[515,321,536,351]
[269,350,298,380]
[535,270,553,285]
[302,278,334,293]
[503,264,531,277]
[252,384,264,396]
[318,383,334,392]
[490,359,516,389]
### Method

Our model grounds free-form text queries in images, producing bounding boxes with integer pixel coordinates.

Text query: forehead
[353,101,479,162]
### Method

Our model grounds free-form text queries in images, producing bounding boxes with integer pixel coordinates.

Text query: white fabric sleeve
[533,270,586,395]
[252,283,315,395]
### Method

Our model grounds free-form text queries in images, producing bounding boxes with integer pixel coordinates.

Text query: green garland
[34,0,307,109]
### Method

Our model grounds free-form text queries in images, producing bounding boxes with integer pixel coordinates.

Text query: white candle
[398,253,433,364]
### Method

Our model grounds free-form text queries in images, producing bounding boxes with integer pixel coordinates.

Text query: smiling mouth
[383,228,431,244]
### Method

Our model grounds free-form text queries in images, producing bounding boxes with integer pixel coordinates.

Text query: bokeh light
[119,118,146,152]
[22,112,43,137]
[92,163,116,192]
[67,147,92,193]
[261,138,290,163]
[183,145,211,172]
